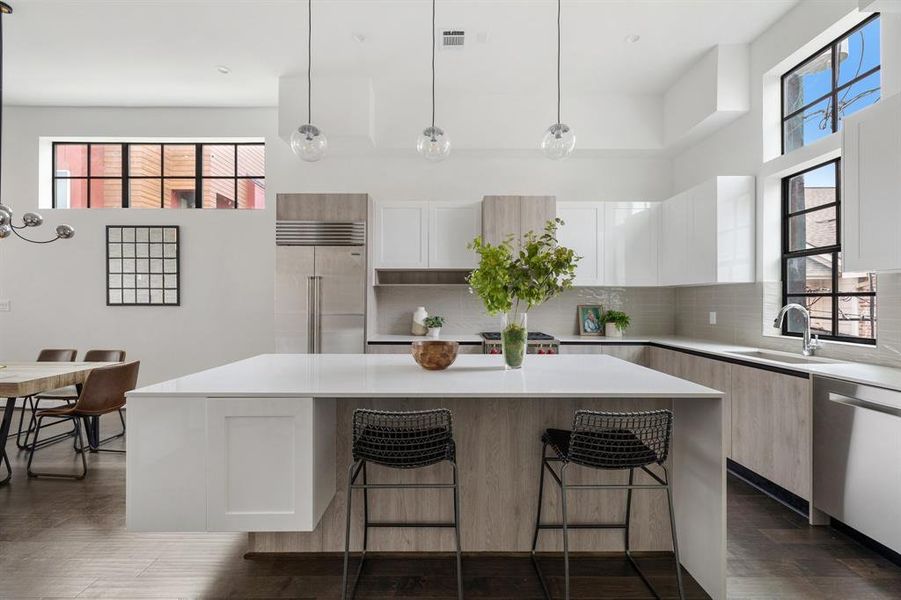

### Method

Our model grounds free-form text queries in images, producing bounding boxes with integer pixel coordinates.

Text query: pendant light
[416,0,450,161]
[0,2,74,243]
[290,0,327,162]
[540,0,575,160]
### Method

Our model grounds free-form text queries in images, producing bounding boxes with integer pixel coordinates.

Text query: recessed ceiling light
[352,32,367,44]
[625,34,641,44]
[216,65,231,75]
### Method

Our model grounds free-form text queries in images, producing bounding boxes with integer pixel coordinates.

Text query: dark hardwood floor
[2,412,900,599]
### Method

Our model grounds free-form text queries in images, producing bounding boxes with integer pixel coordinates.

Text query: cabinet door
[375,203,429,268]
[648,347,732,457]
[843,93,901,272]
[520,196,556,238]
[481,196,520,246]
[657,192,688,286]
[731,365,811,500]
[685,181,718,285]
[206,397,336,532]
[557,203,604,285]
[560,343,648,365]
[429,202,481,268]
[604,202,659,286]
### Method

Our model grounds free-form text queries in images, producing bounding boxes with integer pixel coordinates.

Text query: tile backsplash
[674,274,901,368]
[375,286,676,336]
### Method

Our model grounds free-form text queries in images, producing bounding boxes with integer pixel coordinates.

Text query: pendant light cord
[431,0,436,129]
[556,0,561,125]
[307,0,312,125]
[0,10,5,198]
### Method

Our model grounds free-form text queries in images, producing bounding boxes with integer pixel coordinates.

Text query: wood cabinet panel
[559,344,648,366]
[482,195,555,248]
[730,364,811,500]
[276,193,368,222]
[648,347,732,458]
[367,343,482,355]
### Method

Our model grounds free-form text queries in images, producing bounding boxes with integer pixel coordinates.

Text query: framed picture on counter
[577,305,604,336]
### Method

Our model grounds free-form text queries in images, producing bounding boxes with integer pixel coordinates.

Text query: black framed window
[781,159,876,344]
[782,13,881,154]
[52,142,265,209]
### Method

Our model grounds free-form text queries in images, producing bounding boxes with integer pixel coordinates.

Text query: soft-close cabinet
[604,202,659,286]
[482,195,556,248]
[556,202,605,285]
[842,92,901,272]
[657,176,755,286]
[374,201,480,269]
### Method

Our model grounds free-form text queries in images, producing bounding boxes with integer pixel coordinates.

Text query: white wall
[671,0,901,366]
[1,105,672,385]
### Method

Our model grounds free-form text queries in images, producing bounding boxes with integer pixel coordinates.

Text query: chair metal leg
[27,416,88,480]
[342,461,365,600]
[663,466,686,600]
[625,468,634,552]
[452,461,463,600]
[560,464,570,600]
[14,396,34,448]
[362,461,369,553]
[78,415,126,454]
[530,445,553,600]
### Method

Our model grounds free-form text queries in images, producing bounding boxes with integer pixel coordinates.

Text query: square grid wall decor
[106,226,180,306]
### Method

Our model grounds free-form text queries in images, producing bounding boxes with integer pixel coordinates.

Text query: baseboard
[726,459,809,517]
[831,519,901,568]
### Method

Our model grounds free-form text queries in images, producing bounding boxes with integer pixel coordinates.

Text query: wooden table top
[0,362,118,397]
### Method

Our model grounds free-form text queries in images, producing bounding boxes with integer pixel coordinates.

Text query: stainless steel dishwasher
[813,376,901,553]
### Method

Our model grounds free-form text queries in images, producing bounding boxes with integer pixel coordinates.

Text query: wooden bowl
[411,340,460,371]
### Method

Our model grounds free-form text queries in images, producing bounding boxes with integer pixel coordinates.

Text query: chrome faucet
[773,303,822,356]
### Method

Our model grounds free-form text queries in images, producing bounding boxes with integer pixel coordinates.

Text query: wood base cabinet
[730,365,811,500]
[559,343,649,366]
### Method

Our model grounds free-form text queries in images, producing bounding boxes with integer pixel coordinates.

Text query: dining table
[0,361,117,485]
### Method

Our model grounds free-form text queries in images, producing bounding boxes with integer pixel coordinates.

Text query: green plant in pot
[602,310,631,338]
[468,219,579,369]
[424,315,446,338]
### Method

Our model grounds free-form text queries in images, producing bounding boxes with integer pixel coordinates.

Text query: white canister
[605,322,622,338]
[412,306,429,336]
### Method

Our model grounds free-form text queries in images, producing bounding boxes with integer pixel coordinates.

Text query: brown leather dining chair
[33,350,129,449]
[27,361,140,480]
[14,348,77,450]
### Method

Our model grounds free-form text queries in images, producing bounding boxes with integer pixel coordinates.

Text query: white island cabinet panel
[843,92,901,272]
[206,397,336,532]
[557,202,605,285]
[374,202,430,268]
[428,202,481,268]
[126,396,206,532]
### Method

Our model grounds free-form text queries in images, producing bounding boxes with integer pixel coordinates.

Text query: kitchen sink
[725,349,840,365]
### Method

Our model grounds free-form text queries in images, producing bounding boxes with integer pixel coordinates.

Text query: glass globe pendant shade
[290,124,328,162]
[416,126,451,161]
[540,123,575,160]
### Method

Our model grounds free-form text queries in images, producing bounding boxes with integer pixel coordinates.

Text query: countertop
[128,353,723,399]
[368,334,483,344]
[368,334,901,392]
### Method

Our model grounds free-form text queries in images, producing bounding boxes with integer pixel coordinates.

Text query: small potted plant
[424,315,446,338]
[602,310,631,338]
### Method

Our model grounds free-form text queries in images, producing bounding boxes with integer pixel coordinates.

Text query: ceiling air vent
[441,29,465,49]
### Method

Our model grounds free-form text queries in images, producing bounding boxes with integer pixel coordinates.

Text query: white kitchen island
[126,353,726,599]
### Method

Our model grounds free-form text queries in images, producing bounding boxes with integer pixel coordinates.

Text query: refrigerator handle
[307,276,315,354]
[315,276,323,353]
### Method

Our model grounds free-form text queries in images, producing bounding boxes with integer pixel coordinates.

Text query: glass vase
[501,311,528,370]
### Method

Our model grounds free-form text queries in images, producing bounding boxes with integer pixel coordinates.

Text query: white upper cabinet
[557,203,605,285]
[658,176,755,286]
[842,92,901,272]
[374,201,480,269]
[604,202,659,286]
[428,202,481,268]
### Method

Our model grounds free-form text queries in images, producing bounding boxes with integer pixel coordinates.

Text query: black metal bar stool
[530,409,684,600]
[342,408,463,600]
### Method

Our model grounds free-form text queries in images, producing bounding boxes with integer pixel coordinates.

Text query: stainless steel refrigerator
[275,221,366,353]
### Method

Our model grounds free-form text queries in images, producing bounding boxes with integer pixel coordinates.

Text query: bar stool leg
[624,468,634,552]
[663,465,686,600]
[341,461,357,600]
[530,444,548,555]
[362,461,369,553]
[560,464,570,600]
[452,461,463,600]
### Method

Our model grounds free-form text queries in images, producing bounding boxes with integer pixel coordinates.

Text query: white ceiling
[3,0,798,107]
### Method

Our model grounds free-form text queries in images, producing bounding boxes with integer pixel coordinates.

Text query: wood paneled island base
[126,354,725,598]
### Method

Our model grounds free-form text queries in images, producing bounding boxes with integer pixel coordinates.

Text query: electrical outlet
[0,299,9,312]
[709,311,717,325]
